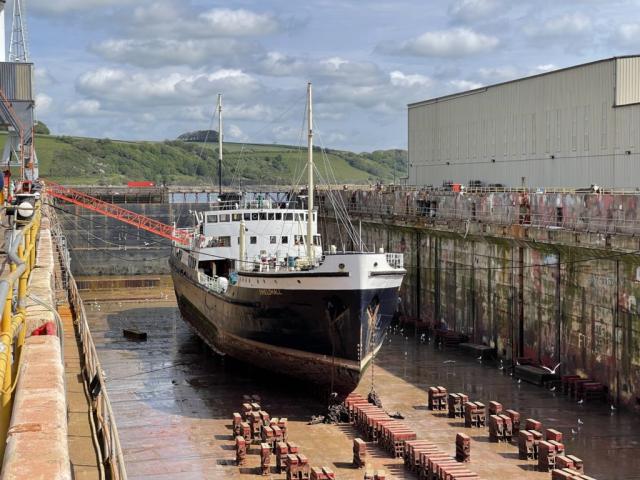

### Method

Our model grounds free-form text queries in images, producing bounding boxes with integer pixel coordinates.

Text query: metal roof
[408,55,640,109]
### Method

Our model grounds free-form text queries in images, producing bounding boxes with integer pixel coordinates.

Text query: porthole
[297,280,301,284]
[338,263,345,270]
[373,262,378,267]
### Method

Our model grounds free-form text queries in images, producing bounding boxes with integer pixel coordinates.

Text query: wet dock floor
[81,276,640,480]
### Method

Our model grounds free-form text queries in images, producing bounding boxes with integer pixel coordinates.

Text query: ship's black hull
[169,259,398,395]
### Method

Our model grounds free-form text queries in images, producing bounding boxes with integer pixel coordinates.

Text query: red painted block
[505,409,521,432]
[566,455,583,472]
[488,401,503,415]
[525,418,542,431]
[518,430,534,460]
[555,455,574,470]
[322,466,336,479]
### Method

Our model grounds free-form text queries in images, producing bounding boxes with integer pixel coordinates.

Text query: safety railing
[0,203,41,462]
[46,204,128,480]
[320,200,640,236]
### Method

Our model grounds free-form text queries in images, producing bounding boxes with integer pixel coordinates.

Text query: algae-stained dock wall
[319,188,640,408]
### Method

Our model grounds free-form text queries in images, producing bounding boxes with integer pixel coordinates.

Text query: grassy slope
[0,132,407,185]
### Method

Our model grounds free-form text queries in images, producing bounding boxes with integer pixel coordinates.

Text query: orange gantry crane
[44,181,192,246]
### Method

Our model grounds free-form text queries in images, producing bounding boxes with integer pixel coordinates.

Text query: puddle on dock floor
[81,275,640,480]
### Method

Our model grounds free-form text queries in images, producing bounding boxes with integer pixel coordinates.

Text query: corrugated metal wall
[0,62,33,101]
[616,57,640,106]
[408,57,640,188]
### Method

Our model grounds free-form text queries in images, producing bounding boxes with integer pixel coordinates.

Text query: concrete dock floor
[81,276,640,480]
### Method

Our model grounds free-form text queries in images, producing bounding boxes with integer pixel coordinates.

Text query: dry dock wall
[319,188,640,409]
[55,203,209,275]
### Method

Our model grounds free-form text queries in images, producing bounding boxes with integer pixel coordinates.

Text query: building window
[270,236,277,244]
[281,236,288,244]
[250,236,257,244]
[217,236,231,247]
[206,214,218,223]
[556,207,563,227]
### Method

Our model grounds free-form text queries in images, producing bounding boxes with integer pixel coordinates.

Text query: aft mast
[306,82,314,262]
[217,93,223,195]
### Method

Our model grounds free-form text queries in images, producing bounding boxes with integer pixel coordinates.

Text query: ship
[169,84,406,395]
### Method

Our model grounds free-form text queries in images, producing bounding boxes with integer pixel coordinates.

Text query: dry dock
[79,275,640,480]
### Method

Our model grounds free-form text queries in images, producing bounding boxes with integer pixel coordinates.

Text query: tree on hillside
[177,130,219,142]
[34,121,50,135]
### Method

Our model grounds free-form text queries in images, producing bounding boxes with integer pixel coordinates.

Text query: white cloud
[390,71,432,88]
[65,99,101,116]
[30,0,136,15]
[614,23,640,46]
[449,0,507,23]
[35,93,52,115]
[90,38,256,68]
[34,67,57,87]
[449,79,484,91]
[76,68,261,109]
[227,124,249,142]
[477,66,518,82]
[381,28,499,57]
[533,64,557,73]
[199,9,279,36]
[525,13,591,38]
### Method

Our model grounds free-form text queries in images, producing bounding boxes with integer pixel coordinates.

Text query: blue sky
[21,0,640,151]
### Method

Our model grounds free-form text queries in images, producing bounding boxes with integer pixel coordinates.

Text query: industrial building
[407,56,640,189]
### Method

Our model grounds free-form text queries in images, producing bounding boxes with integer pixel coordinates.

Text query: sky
[18,0,640,151]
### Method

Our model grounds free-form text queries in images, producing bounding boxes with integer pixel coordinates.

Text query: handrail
[0,204,41,462]
[45,204,128,480]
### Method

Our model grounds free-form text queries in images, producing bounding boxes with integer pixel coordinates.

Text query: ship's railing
[0,203,41,463]
[46,205,128,480]
[198,271,229,294]
[203,200,305,211]
[322,201,640,236]
[386,252,404,269]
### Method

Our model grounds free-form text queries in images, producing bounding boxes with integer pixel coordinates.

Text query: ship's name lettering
[259,289,282,296]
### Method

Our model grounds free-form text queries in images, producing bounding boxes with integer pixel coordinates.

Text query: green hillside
[0,132,407,186]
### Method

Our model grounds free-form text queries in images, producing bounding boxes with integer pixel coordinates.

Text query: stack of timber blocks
[464,401,486,428]
[428,386,448,411]
[403,439,479,479]
[448,393,468,418]
[344,393,417,458]
[353,438,367,468]
[235,436,246,466]
[310,466,335,479]
[455,433,471,462]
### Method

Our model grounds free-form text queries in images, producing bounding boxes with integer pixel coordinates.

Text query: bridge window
[275,213,282,220]
[282,236,288,244]
[294,235,304,245]
[244,213,250,221]
[232,213,242,221]
[250,236,257,244]
[284,213,293,221]
[206,214,218,223]
[260,213,267,220]
[216,236,231,247]
[219,214,230,222]
[270,236,277,244]
[268,213,275,220]
[314,235,321,245]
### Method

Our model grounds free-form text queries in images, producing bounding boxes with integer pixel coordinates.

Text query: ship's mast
[217,93,223,195]
[306,82,314,262]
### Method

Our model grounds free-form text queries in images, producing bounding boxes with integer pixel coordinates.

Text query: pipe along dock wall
[319,188,640,409]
